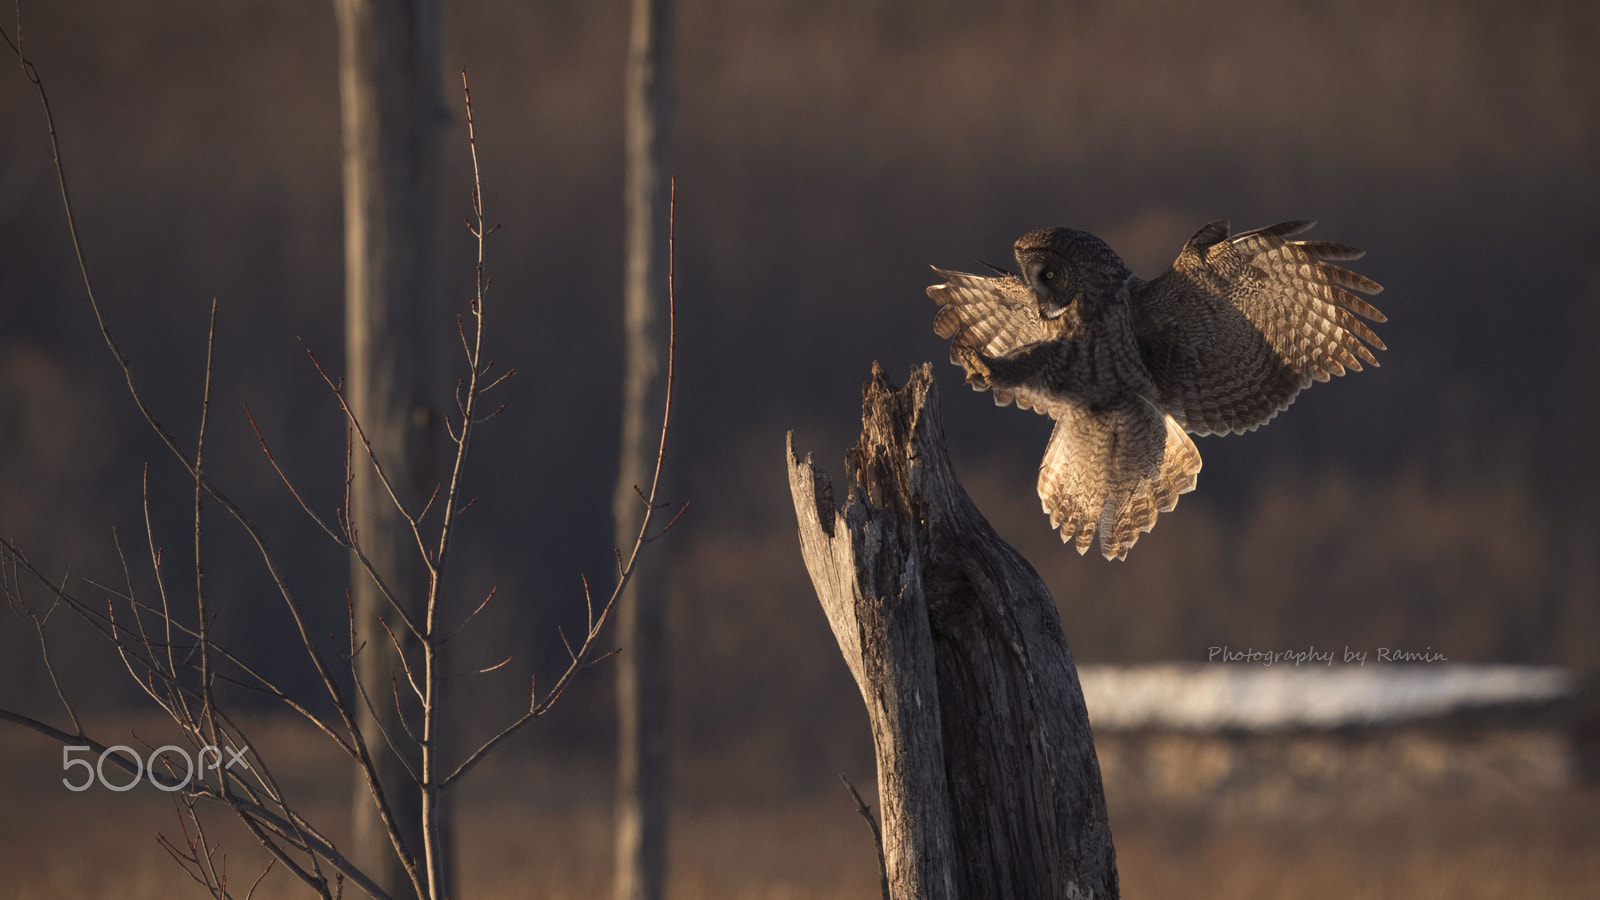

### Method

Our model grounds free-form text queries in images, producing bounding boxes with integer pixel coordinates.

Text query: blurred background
[2,0,1597,896]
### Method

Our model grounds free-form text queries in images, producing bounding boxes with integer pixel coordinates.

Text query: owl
[929,220,1385,560]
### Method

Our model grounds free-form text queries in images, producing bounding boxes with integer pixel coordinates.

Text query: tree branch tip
[649,500,691,540]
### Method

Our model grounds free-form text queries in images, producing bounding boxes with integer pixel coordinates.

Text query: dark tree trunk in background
[614,1,673,899]
[331,0,444,894]
[787,364,1120,900]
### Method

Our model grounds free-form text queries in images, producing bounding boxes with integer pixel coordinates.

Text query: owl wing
[930,266,1201,558]
[1131,220,1386,436]
[927,267,1072,410]
[1035,394,1202,561]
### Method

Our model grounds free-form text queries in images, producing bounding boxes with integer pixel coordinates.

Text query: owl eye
[1041,268,1056,282]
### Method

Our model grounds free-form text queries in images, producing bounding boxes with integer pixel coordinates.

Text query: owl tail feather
[1038,399,1201,561]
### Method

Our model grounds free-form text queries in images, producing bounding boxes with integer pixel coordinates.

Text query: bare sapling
[0,29,683,899]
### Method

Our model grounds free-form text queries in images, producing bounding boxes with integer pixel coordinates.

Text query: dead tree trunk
[332,0,444,894]
[614,1,673,898]
[786,363,1119,900]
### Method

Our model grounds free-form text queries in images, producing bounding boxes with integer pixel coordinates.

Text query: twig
[245,857,278,900]
[195,296,223,792]
[441,177,682,792]
[3,566,84,736]
[442,585,497,645]
[299,341,433,568]
[841,774,891,900]
[2,35,687,899]
[379,617,424,703]
[347,610,421,785]
[1,28,421,893]
[476,656,513,675]
[244,402,347,544]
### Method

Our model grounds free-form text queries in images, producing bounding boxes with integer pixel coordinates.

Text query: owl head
[1013,227,1131,322]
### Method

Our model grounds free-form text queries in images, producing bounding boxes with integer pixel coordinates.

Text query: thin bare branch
[245,858,278,900]
[471,404,505,424]
[15,538,358,763]
[157,810,220,896]
[479,366,516,394]
[142,465,183,709]
[442,177,681,794]
[442,585,497,645]
[581,573,595,630]
[647,499,691,542]
[1,36,690,898]
[2,25,424,894]
[195,296,222,778]
[299,341,428,546]
[439,598,623,791]
[841,774,891,900]
[416,483,442,526]
[393,674,421,744]
[23,596,83,734]
[379,617,424,704]
[0,34,424,885]
[2,705,383,898]
[244,403,346,544]
[348,670,421,785]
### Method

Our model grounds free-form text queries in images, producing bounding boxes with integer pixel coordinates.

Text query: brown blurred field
[2,716,1597,898]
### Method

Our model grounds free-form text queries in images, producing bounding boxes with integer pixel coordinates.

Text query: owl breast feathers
[928,220,1385,560]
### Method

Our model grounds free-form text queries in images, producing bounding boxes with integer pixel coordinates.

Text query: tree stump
[787,363,1118,899]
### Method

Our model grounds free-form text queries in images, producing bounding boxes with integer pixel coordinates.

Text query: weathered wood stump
[787,363,1118,899]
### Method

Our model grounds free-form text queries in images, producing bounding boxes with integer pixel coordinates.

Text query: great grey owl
[929,220,1385,560]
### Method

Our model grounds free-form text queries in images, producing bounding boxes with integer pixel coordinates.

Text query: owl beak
[1036,291,1069,320]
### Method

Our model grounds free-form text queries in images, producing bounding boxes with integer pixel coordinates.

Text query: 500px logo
[62,744,250,792]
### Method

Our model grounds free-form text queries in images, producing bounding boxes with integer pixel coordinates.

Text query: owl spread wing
[1132,220,1386,436]
[1035,394,1202,561]
[928,267,1049,353]
[928,266,1202,560]
[927,267,1072,410]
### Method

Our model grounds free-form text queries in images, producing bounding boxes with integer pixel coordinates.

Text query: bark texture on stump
[787,363,1118,900]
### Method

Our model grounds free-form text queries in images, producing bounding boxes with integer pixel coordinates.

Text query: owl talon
[956,348,992,389]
